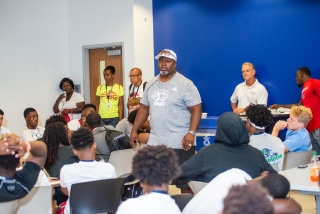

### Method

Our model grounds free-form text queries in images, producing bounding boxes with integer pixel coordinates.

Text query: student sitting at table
[272,105,312,152]
[260,174,302,214]
[246,104,285,171]
[22,107,45,141]
[0,134,47,202]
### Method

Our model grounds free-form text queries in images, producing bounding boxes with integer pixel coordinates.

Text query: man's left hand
[181,132,195,151]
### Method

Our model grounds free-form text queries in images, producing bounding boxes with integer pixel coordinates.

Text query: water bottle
[310,151,319,182]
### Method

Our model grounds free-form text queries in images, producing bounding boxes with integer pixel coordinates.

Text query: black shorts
[173,147,196,165]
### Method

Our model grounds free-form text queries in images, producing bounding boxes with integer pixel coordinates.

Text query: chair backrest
[188,181,208,195]
[109,148,136,177]
[282,150,314,170]
[69,177,126,214]
[171,194,193,211]
[15,185,52,214]
[0,199,19,214]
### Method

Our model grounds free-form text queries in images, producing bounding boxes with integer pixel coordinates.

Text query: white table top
[279,164,320,193]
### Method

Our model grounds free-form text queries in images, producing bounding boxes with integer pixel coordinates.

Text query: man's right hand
[270,104,280,109]
[130,131,139,148]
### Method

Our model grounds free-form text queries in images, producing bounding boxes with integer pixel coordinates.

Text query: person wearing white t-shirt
[53,77,85,120]
[60,128,116,214]
[0,109,10,135]
[117,145,182,214]
[246,104,285,171]
[22,108,45,141]
[230,62,268,115]
[67,104,96,131]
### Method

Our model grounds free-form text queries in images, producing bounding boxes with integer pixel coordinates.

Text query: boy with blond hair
[272,105,312,152]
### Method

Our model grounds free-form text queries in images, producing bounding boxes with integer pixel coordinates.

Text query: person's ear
[73,149,78,156]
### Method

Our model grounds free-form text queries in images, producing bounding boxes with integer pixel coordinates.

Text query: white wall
[0,0,69,133]
[0,0,154,134]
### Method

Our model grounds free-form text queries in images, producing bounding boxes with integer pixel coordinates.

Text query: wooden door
[89,48,123,109]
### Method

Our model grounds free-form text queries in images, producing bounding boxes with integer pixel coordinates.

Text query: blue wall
[153,0,320,116]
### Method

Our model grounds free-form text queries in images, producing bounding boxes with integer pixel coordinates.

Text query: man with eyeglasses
[130,49,202,166]
[128,68,147,99]
[230,62,268,114]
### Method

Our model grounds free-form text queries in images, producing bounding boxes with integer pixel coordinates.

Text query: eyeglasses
[157,50,174,57]
[128,75,140,78]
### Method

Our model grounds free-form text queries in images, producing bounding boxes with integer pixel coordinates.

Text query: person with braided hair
[43,121,79,205]
[246,104,285,171]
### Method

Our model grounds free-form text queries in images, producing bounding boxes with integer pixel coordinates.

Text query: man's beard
[160,71,169,75]
[297,84,302,88]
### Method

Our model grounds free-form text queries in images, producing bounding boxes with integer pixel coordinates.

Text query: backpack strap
[129,84,133,93]
[143,82,147,91]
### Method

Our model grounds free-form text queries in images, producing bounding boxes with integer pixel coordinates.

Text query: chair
[282,150,314,170]
[109,148,136,177]
[188,181,208,195]
[69,177,127,214]
[0,199,19,214]
[171,194,193,211]
[15,185,52,214]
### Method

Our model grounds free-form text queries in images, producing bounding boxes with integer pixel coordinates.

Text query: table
[279,164,320,213]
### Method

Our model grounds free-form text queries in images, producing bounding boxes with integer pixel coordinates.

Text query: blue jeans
[101,117,119,128]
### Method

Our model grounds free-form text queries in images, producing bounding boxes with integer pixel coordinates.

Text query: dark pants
[101,117,119,128]
[173,147,196,165]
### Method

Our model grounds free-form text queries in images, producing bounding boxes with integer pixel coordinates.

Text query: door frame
[82,42,124,103]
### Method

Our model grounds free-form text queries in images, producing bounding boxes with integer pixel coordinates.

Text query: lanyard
[106,83,114,101]
[31,127,42,139]
[132,83,141,98]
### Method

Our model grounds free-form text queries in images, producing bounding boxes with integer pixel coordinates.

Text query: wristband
[188,131,196,136]
[22,141,31,153]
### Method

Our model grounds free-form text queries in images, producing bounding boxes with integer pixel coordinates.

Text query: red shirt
[301,78,320,132]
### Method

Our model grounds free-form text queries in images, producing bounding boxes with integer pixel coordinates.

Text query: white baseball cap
[155,49,177,62]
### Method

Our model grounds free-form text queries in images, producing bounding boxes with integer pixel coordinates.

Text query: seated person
[0,109,10,134]
[230,62,268,114]
[246,104,285,171]
[43,121,79,205]
[174,112,276,187]
[117,145,182,214]
[222,182,273,214]
[60,128,116,214]
[116,98,140,136]
[260,174,302,214]
[127,108,150,145]
[67,104,96,131]
[0,134,47,202]
[182,168,252,214]
[22,107,45,141]
[272,105,312,152]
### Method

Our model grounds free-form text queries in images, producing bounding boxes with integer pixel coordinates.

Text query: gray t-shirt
[141,72,201,149]
[116,118,132,136]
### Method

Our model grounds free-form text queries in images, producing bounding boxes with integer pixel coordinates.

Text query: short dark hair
[104,65,116,74]
[85,112,102,129]
[23,107,36,118]
[246,104,274,128]
[223,183,274,214]
[45,115,67,127]
[82,104,97,111]
[260,174,290,199]
[127,109,138,124]
[298,66,311,77]
[0,109,4,116]
[132,145,182,186]
[70,127,94,151]
[59,77,75,90]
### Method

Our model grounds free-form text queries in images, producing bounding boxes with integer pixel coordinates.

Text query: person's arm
[69,101,85,114]
[130,104,149,147]
[272,198,302,214]
[118,96,124,120]
[270,103,297,109]
[25,141,47,168]
[271,121,290,152]
[181,104,202,151]
[61,186,68,196]
[53,93,65,113]
[231,102,237,111]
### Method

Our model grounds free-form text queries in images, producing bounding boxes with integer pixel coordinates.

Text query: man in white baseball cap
[130,48,202,170]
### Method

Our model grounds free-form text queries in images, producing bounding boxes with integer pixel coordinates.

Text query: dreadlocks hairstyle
[70,127,94,151]
[45,115,67,127]
[132,145,182,186]
[43,122,69,169]
[223,183,274,214]
[246,104,274,128]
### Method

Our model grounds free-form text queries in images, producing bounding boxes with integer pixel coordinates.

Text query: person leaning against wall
[96,65,124,128]
[230,62,268,114]
[270,66,320,155]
